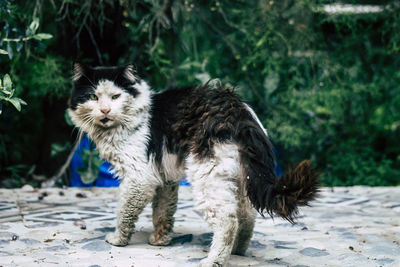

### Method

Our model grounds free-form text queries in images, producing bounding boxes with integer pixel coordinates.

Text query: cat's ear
[73,62,86,82]
[123,64,137,82]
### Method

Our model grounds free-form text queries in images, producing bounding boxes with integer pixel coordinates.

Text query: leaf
[51,142,71,157]
[8,97,21,111]
[263,72,280,97]
[64,110,74,126]
[0,49,7,55]
[194,73,211,84]
[7,42,13,59]
[16,41,23,52]
[3,74,12,91]
[33,33,53,41]
[28,18,39,35]
[78,148,102,184]
[14,97,27,106]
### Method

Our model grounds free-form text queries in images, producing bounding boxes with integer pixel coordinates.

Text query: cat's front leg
[106,177,157,246]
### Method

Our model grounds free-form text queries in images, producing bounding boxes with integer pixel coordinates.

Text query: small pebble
[12,235,18,241]
[59,191,65,196]
[74,220,87,230]
[349,246,354,251]
[38,192,48,200]
[76,192,87,198]
[21,184,34,192]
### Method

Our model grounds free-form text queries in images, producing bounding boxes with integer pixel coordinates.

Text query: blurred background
[0,0,399,188]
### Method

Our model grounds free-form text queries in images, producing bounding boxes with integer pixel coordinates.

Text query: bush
[0,0,399,187]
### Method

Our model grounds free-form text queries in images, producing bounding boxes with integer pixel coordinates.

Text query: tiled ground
[0,186,399,267]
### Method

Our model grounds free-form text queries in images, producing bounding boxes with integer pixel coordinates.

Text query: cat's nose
[101,108,111,115]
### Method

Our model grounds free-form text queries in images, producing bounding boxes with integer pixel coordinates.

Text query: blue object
[179,177,191,186]
[70,134,120,187]
[70,135,190,187]
[273,146,283,177]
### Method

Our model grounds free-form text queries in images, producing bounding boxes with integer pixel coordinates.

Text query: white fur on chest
[96,126,149,177]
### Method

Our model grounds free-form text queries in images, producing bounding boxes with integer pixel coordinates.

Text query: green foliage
[51,142,71,158]
[323,139,400,186]
[1,0,399,187]
[10,55,71,98]
[77,148,103,185]
[0,74,27,114]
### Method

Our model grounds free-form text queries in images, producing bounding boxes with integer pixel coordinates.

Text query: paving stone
[375,258,395,265]
[45,245,69,252]
[82,240,112,251]
[340,231,358,240]
[0,250,13,256]
[0,239,10,246]
[19,238,41,246]
[266,258,290,265]
[0,231,17,239]
[249,240,267,249]
[0,224,11,230]
[299,247,330,257]
[0,186,398,266]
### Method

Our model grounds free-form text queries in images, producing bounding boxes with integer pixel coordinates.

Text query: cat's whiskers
[79,113,96,135]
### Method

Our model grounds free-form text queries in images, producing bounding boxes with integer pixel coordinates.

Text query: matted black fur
[148,85,257,164]
[147,84,319,223]
[266,160,320,222]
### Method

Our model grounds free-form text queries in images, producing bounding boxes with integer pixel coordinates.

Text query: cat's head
[68,64,151,134]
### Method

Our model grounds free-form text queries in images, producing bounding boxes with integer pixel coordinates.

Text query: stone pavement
[0,186,399,267]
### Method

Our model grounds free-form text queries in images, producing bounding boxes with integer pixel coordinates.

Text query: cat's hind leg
[186,143,241,267]
[231,197,257,256]
[149,181,179,246]
[106,177,157,246]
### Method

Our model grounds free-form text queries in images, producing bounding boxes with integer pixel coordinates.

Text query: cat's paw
[105,232,129,246]
[148,232,172,246]
[198,258,223,267]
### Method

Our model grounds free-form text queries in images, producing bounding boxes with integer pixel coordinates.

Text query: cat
[68,63,320,267]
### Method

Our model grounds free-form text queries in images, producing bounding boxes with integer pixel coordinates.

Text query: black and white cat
[68,64,319,267]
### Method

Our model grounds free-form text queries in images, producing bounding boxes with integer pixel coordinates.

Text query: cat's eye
[112,94,121,100]
[89,94,98,101]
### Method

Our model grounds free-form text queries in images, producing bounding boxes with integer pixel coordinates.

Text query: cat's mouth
[100,118,112,124]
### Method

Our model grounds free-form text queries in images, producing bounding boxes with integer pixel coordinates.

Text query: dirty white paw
[105,232,129,246]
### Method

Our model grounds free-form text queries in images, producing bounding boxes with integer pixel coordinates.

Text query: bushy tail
[263,160,320,222]
[236,118,320,223]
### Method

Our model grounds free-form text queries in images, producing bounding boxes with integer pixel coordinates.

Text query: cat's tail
[236,111,320,223]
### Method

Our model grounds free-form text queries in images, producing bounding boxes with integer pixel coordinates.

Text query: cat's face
[68,64,149,132]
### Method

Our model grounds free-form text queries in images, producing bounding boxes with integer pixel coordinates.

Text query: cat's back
[147,86,197,163]
[147,84,253,164]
